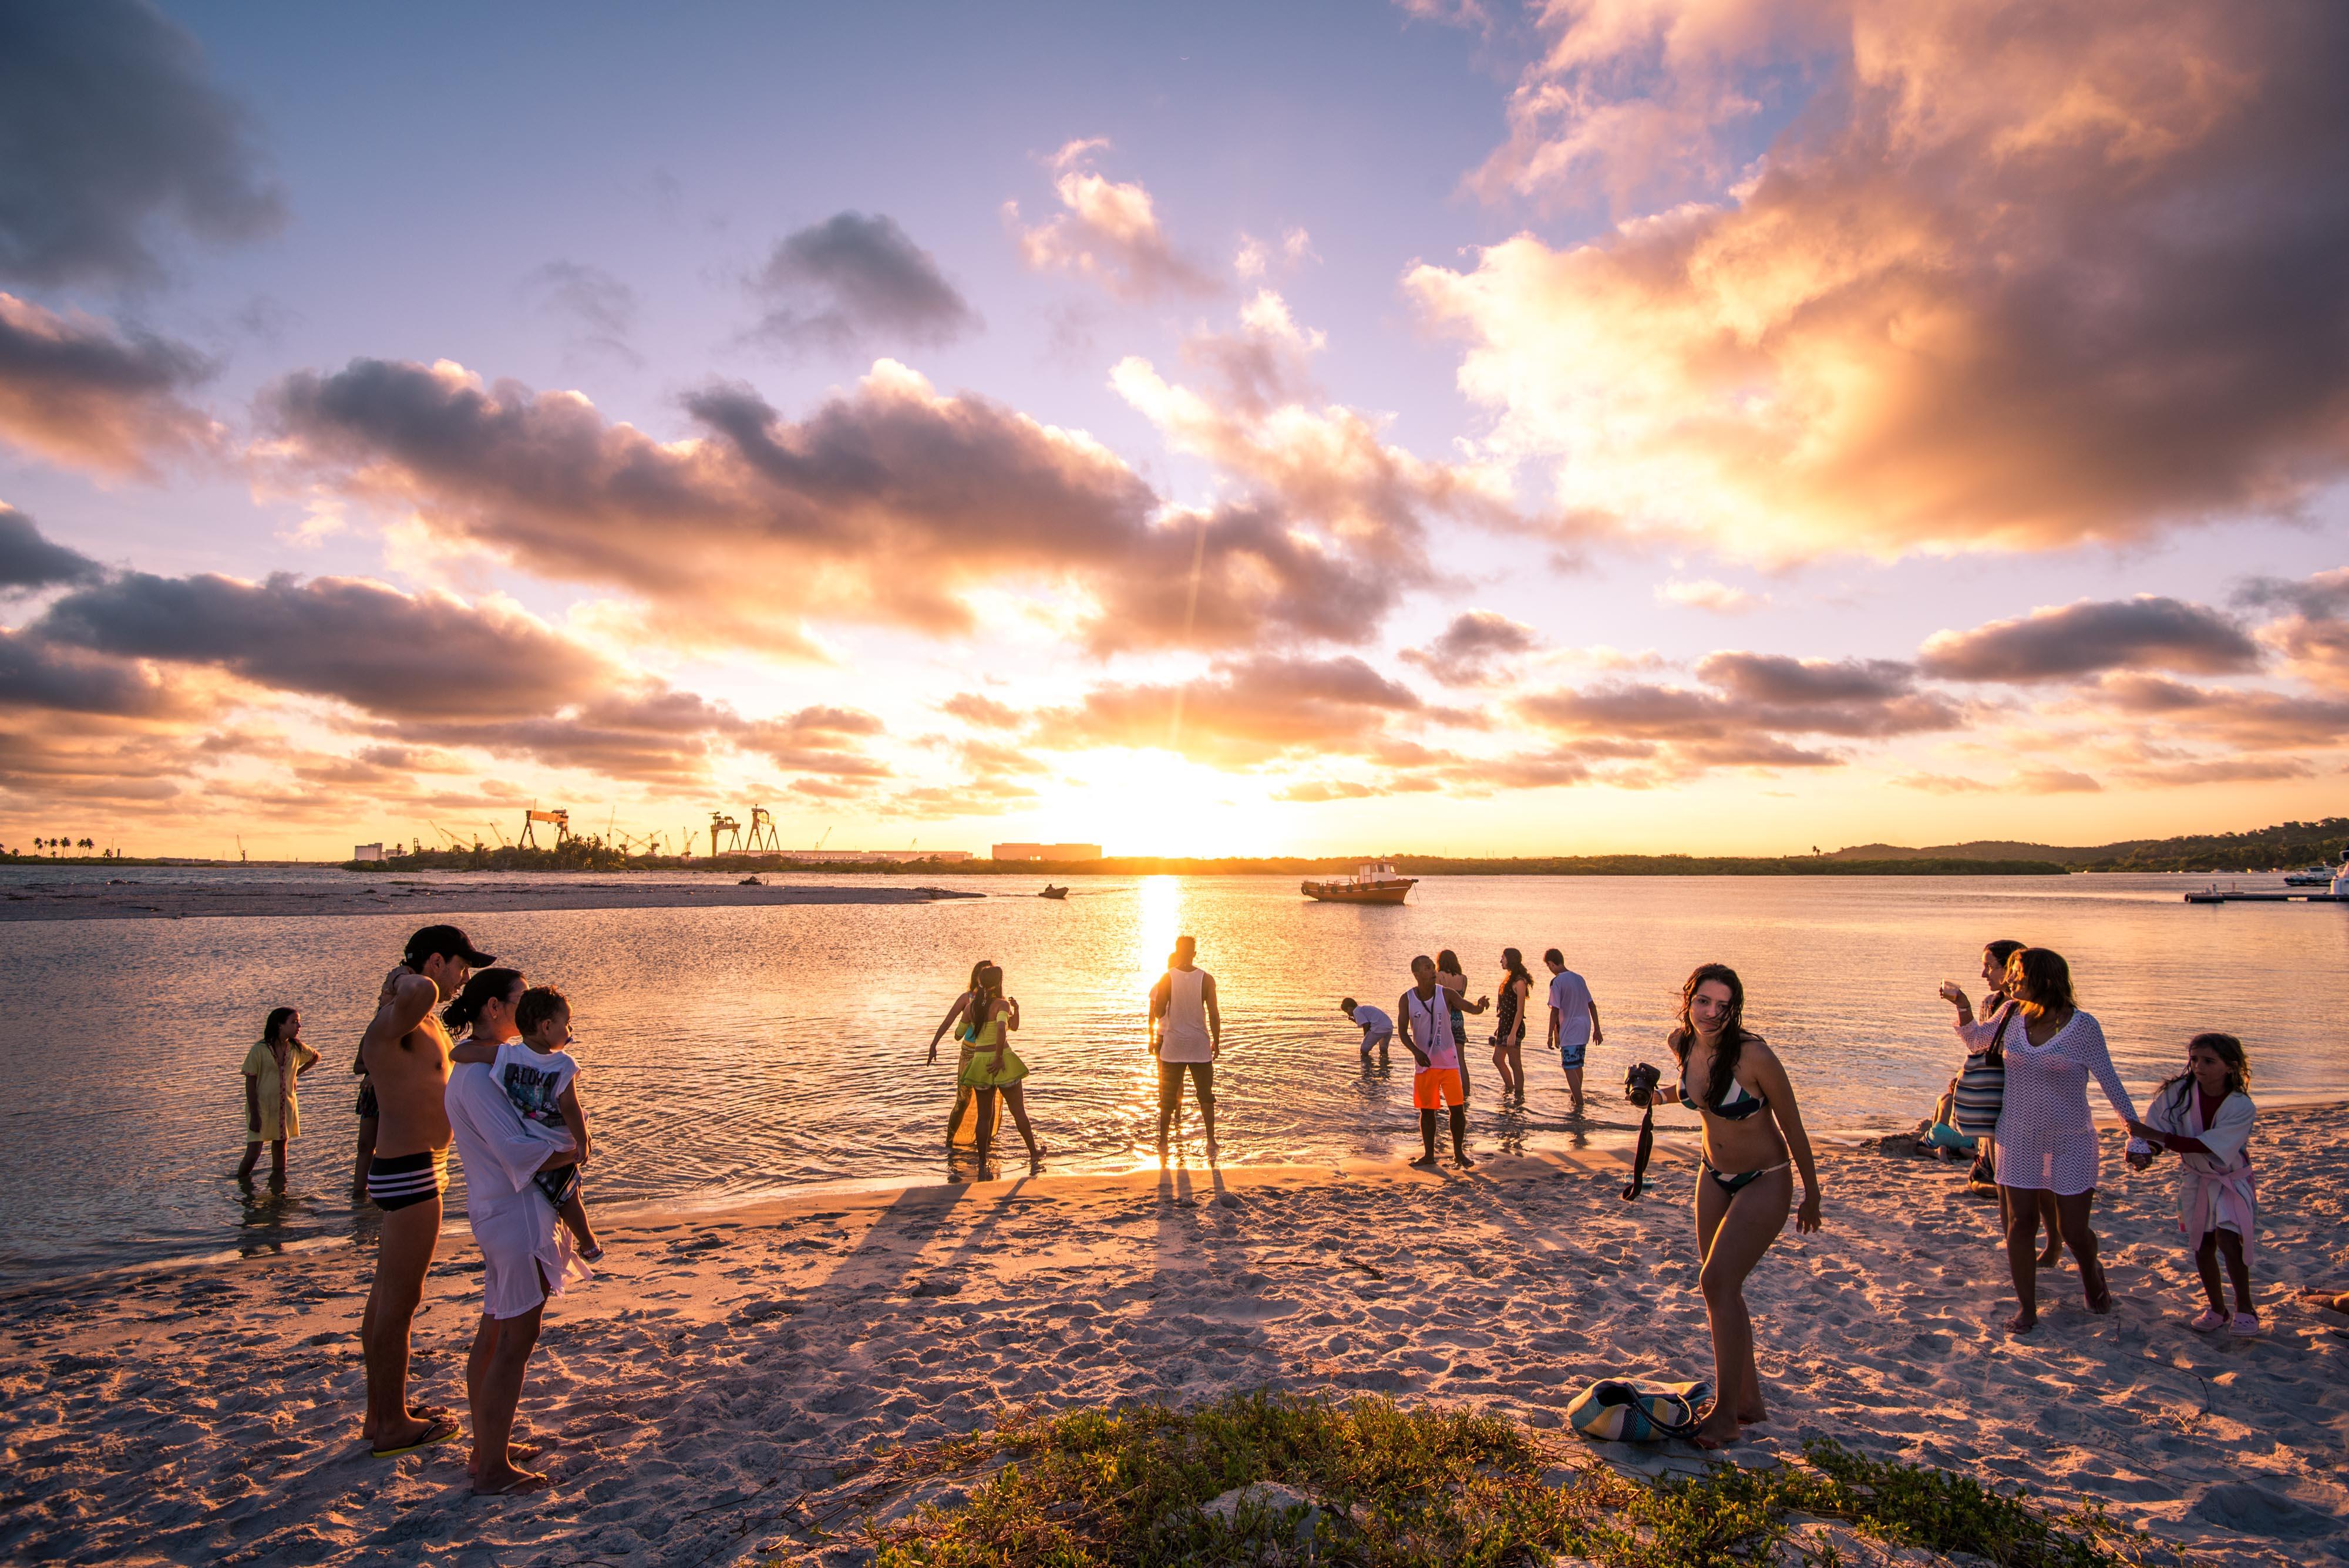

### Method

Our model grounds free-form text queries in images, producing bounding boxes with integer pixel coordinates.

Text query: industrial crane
[709,811,743,854]
[744,805,781,854]
[519,807,570,849]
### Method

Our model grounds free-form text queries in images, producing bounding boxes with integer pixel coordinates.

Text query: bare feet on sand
[1736,1405,1768,1425]
[470,1465,551,1498]
[1691,1410,1742,1449]
[2006,1310,2038,1334]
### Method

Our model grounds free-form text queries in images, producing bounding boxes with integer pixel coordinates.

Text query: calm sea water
[2,867,2341,1283]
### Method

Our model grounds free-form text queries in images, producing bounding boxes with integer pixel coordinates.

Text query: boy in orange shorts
[1399,955,1472,1169]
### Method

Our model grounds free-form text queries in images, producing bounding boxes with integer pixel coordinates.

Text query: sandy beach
[3,1112,2343,1567]
[0,879,980,923]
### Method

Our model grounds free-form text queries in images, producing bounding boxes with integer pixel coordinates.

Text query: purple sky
[3,0,2345,858]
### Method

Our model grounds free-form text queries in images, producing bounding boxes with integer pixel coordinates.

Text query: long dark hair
[1436,948,1462,975]
[443,967,525,1032]
[2157,1031,2250,1118]
[1670,962,1754,1109]
[259,1006,298,1045]
[1500,947,1532,991]
[967,957,991,992]
[975,963,1004,1008]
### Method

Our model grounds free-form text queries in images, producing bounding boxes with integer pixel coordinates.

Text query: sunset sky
[4,0,2345,859]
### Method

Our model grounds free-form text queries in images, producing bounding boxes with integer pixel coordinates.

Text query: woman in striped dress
[1990,947,2143,1334]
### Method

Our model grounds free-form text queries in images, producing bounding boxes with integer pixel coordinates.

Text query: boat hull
[1300,880,1414,904]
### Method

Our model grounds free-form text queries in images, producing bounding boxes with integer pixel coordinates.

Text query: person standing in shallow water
[928,958,994,1149]
[961,963,1042,1168]
[1646,962,1821,1450]
[1399,955,1472,1169]
[1150,936,1221,1159]
[238,1007,319,1183]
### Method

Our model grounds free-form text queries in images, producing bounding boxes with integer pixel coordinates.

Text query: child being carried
[452,984,604,1263]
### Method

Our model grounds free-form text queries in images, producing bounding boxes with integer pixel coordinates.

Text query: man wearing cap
[356,924,494,1458]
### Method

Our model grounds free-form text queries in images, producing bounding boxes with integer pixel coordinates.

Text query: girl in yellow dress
[238,1007,321,1182]
[957,964,1041,1167]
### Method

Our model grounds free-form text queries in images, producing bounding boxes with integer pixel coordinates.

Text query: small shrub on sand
[844,1391,2170,1567]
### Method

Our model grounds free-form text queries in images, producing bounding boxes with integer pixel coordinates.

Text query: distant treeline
[321,815,2342,877]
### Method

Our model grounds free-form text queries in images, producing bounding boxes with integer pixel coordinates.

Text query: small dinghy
[1039,884,1069,899]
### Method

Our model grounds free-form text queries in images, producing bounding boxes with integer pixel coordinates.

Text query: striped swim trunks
[365,1150,445,1212]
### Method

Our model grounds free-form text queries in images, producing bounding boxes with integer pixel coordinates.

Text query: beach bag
[1567,1379,1711,1443]
[1952,1027,2008,1139]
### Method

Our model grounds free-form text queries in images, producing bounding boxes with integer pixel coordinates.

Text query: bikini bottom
[1704,1159,1789,1196]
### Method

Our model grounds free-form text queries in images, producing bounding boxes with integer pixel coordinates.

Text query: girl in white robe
[2129,1032,2259,1335]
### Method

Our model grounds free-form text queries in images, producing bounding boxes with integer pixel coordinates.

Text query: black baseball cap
[403,924,496,968]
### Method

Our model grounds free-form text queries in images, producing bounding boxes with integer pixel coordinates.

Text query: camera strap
[1621,1102,1656,1200]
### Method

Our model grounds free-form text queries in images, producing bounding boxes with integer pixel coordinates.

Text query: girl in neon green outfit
[956,964,1041,1166]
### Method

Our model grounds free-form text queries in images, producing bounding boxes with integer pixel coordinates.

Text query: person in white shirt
[1544,948,1604,1116]
[1149,935,1221,1158]
[1341,997,1392,1064]
[443,970,587,1496]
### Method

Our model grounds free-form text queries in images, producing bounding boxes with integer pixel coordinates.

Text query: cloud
[1111,297,1517,569]
[264,355,1412,655]
[1918,597,2261,682]
[1401,610,1539,685]
[1411,0,2349,561]
[941,691,1023,728]
[1893,766,2101,793]
[745,211,978,354]
[2092,672,2349,751]
[1035,654,1426,768]
[0,0,282,285]
[2239,568,2349,691]
[1007,142,1217,300]
[1657,578,1764,615]
[0,507,103,593]
[1517,651,1960,779]
[520,261,642,369]
[0,294,220,476]
[31,570,614,721]
[0,626,187,718]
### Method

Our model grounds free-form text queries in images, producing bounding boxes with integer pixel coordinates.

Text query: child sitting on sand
[451,984,603,1263]
[2129,1032,2257,1335]
[1910,1075,1977,1160]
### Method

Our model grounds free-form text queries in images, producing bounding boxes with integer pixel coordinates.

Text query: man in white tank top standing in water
[1149,934,1221,1160]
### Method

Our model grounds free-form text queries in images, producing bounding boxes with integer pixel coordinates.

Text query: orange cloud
[1414,0,2349,560]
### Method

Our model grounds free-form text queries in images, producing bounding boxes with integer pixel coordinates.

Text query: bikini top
[1679,1067,1768,1120]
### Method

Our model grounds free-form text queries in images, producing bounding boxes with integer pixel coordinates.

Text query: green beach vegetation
[790,1391,2170,1567]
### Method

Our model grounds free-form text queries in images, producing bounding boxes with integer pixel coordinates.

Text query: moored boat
[1301,860,1417,904]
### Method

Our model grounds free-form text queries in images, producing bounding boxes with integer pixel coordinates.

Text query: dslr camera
[1623,1061,1662,1108]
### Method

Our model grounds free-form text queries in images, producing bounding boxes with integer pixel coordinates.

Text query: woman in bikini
[927,958,993,1149]
[1658,962,1822,1449]
[1488,948,1533,1099]
[960,964,1042,1168]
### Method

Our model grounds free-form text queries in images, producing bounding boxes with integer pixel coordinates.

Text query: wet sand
[0,879,981,922]
[2,1114,2342,1566]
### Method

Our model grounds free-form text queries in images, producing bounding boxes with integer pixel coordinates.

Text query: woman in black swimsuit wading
[1660,962,1822,1449]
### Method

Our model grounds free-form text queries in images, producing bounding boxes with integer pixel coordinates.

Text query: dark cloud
[0,0,282,285]
[0,294,217,475]
[2240,567,2349,691]
[265,356,1414,652]
[31,571,613,720]
[1919,598,2262,682]
[0,626,185,717]
[2093,672,2349,749]
[0,507,102,592]
[1401,610,1539,686]
[746,211,978,353]
[521,261,641,369]
[1517,653,1960,779]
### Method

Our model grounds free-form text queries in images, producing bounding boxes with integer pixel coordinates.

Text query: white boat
[1301,860,1418,905]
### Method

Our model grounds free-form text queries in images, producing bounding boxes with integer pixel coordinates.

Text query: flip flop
[370,1414,460,1459]
[472,1471,554,1498]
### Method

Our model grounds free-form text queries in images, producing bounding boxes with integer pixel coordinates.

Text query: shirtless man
[358,924,495,1458]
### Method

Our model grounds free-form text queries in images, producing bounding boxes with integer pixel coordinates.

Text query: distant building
[353,843,385,862]
[991,842,1103,862]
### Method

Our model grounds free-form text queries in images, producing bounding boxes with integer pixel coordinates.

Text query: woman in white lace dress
[1991,947,2143,1334]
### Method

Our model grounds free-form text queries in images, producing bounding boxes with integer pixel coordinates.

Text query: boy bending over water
[450,985,603,1262]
